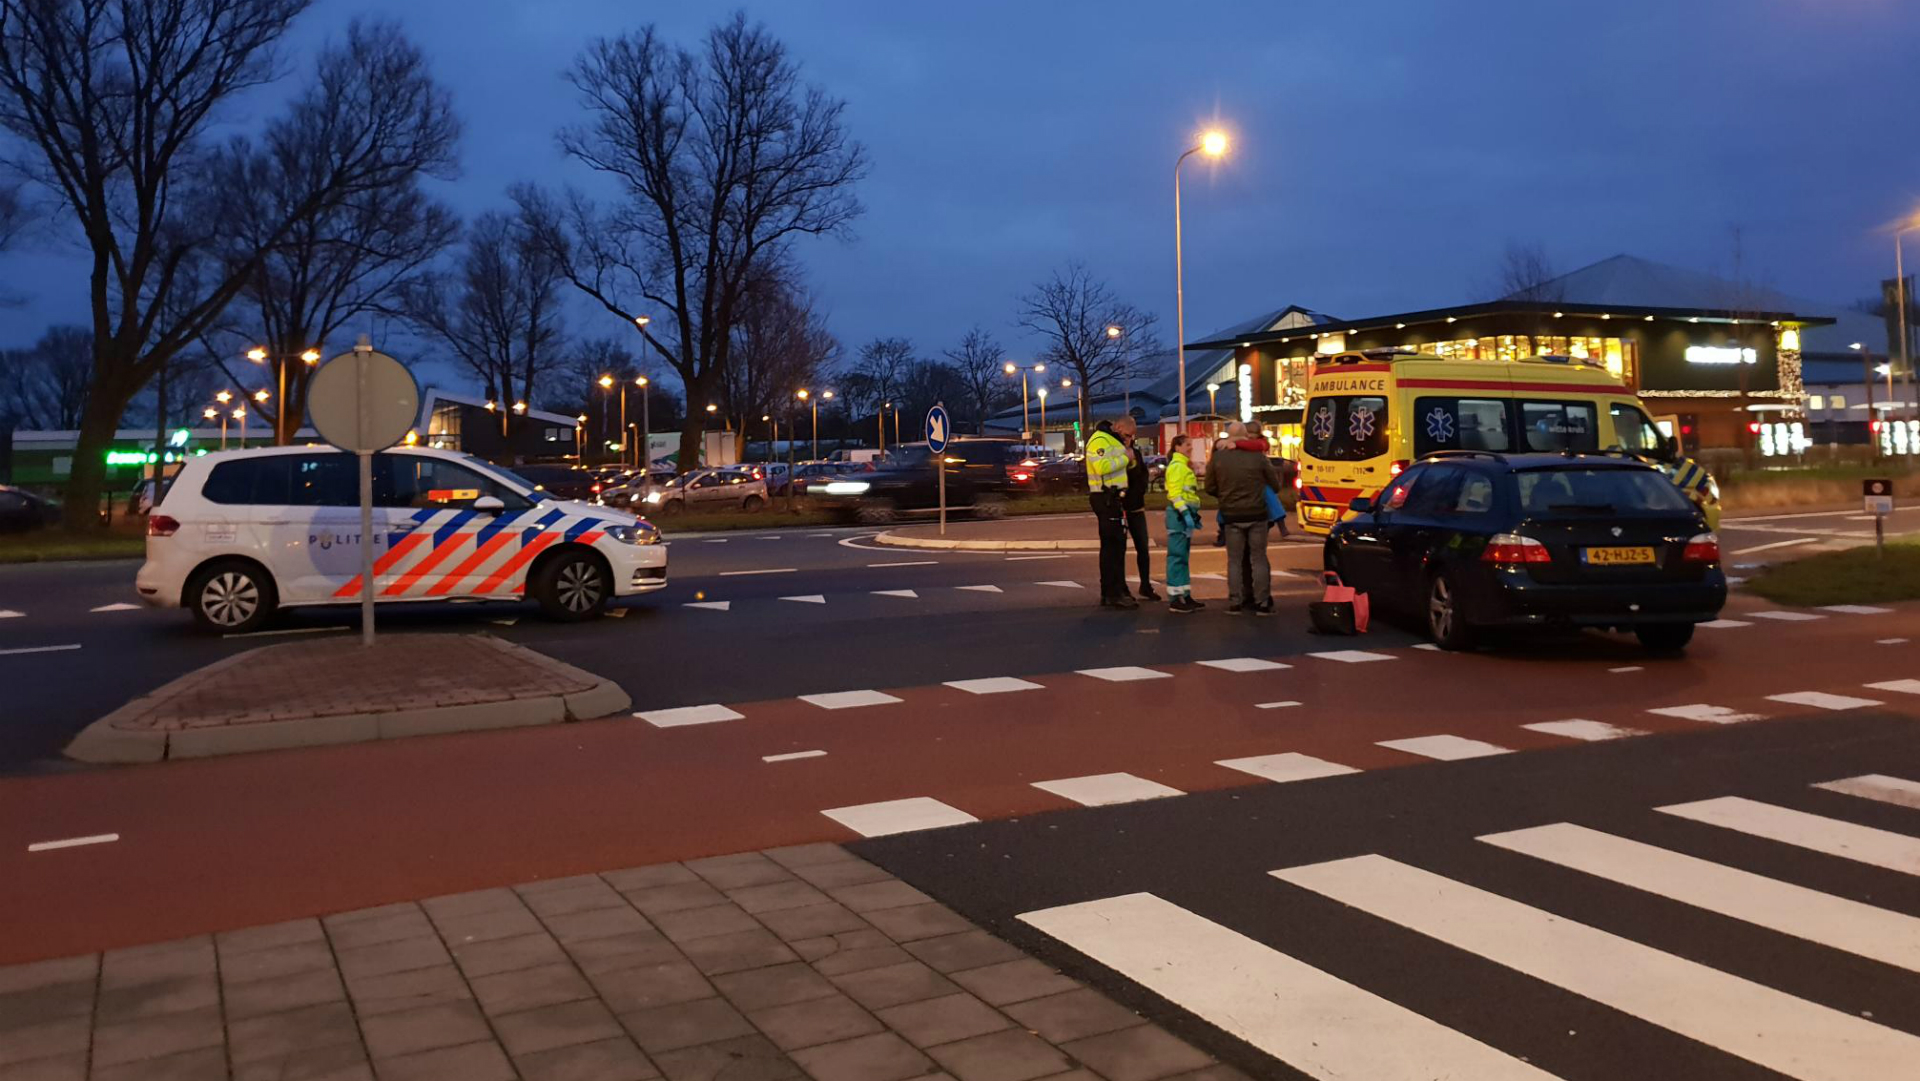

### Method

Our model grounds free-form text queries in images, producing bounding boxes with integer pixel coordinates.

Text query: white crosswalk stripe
[1077,666,1170,682]
[1309,650,1396,663]
[1273,854,1920,1081]
[1377,735,1510,761]
[1018,892,1557,1081]
[1215,752,1357,783]
[1699,619,1751,628]
[821,797,977,837]
[1647,703,1764,724]
[635,704,742,728]
[1864,679,1920,695]
[1195,657,1291,673]
[1821,604,1892,614]
[1481,823,1920,972]
[1766,691,1881,711]
[1750,610,1826,622]
[944,676,1043,695]
[1658,797,1920,875]
[1032,773,1183,807]
[0,610,22,619]
[1815,773,1920,810]
[1521,719,1644,741]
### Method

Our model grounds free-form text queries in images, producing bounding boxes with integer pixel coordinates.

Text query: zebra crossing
[1004,774,1920,1081]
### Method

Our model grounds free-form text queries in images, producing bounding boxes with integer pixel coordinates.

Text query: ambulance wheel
[1426,569,1474,651]
[534,550,609,622]
[188,559,277,635]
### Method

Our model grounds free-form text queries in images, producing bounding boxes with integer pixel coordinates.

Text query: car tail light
[1482,533,1551,564]
[1012,471,1032,482]
[1389,460,1410,476]
[1293,473,1303,490]
[592,482,603,493]
[147,514,179,537]
[1682,532,1720,563]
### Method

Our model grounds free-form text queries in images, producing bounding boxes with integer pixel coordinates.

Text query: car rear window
[202,457,292,505]
[1515,468,1692,516]
[1305,395,1389,462]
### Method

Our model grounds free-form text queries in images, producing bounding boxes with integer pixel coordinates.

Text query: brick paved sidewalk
[0,845,1245,1081]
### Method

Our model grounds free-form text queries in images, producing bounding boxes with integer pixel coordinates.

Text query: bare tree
[721,263,838,437]
[212,20,458,443]
[518,12,866,471]
[1015,263,1161,430]
[944,326,1009,434]
[404,211,569,414]
[841,337,913,420]
[0,324,91,427]
[0,0,462,525]
[1491,240,1561,302]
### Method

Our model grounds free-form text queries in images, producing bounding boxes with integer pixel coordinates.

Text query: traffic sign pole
[1864,478,1894,558]
[926,404,951,537]
[357,348,375,646]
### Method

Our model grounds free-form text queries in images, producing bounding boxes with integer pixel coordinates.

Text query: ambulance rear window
[1304,396,1389,462]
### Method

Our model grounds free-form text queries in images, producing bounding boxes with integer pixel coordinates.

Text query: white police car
[137,446,667,633]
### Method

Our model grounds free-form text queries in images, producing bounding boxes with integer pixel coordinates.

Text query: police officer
[1085,417,1135,609]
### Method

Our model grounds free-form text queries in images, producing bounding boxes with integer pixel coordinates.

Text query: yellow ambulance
[1296,350,1718,534]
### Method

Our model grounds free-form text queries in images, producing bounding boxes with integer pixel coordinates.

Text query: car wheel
[188,560,277,634]
[742,494,766,512]
[1635,623,1695,654]
[657,499,682,515]
[974,494,1008,520]
[855,501,896,525]
[534,550,609,622]
[1426,569,1474,650]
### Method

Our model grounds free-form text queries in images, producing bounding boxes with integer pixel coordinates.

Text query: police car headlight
[823,481,870,495]
[604,524,660,545]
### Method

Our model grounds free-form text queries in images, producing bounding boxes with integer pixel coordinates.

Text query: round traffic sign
[926,405,952,453]
[307,347,420,453]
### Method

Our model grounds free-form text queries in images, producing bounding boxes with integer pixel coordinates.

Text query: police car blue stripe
[433,510,477,546]
[564,518,604,543]
[473,510,523,545]
[521,507,567,545]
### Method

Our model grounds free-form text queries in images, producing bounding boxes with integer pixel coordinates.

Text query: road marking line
[720,567,796,576]
[944,676,1044,695]
[1309,650,1397,663]
[763,750,827,763]
[1866,679,1920,695]
[822,797,977,837]
[1700,619,1752,629]
[807,532,835,538]
[27,833,118,853]
[89,603,140,612]
[637,704,744,728]
[1733,507,1896,523]
[1766,691,1882,711]
[799,689,902,710]
[758,535,782,540]
[1032,772,1184,807]
[1878,638,1910,645]
[956,584,1004,593]
[1018,892,1555,1081]
[1006,554,1068,561]
[1659,796,1920,876]
[1272,854,1920,1081]
[1255,701,1302,710]
[703,539,728,543]
[223,626,349,639]
[779,595,827,604]
[1522,719,1645,741]
[1191,572,1228,580]
[1377,735,1511,760]
[1036,580,1084,588]
[869,561,937,567]
[0,609,22,619]
[1411,643,1442,651]
[873,589,918,599]
[684,601,731,611]
[1197,657,1292,673]
[1077,666,1171,682]
[491,618,518,626]
[0,644,82,657]
[1749,610,1825,622]
[1217,752,1358,783]
[1609,666,1643,673]
[1647,703,1765,724]
[1822,604,1893,615]
[1815,774,1920,811]
[1482,822,1920,972]
[1730,537,1819,555]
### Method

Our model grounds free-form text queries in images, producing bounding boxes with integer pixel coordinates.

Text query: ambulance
[1296,350,1717,534]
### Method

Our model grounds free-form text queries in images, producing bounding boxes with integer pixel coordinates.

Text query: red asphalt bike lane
[2,605,1917,963]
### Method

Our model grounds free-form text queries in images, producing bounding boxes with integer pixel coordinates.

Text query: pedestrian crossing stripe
[1815,773,1920,810]
[1658,796,1920,874]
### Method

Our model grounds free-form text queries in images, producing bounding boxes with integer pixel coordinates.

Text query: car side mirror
[1348,496,1374,515]
[1666,434,1683,459]
[473,495,505,514]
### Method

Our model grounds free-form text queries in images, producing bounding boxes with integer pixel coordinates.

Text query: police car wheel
[1426,570,1474,651]
[189,560,276,634]
[535,552,608,622]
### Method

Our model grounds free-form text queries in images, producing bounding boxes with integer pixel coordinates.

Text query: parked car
[808,439,1023,524]
[597,468,678,511]
[137,447,667,632]
[644,468,769,514]
[1033,453,1087,494]
[511,463,602,502]
[0,485,60,532]
[1323,452,1724,652]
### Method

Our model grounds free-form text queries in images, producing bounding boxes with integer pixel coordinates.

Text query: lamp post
[575,414,587,461]
[878,402,889,454]
[1174,129,1230,433]
[596,374,615,465]
[1853,342,1878,457]
[213,391,233,450]
[247,346,322,445]
[1206,382,1220,433]
[796,388,833,460]
[1106,324,1132,418]
[202,407,224,452]
[1895,215,1917,420]
[1003,362,1045,440]
[1037,386,1049,441]
[634,376,650,470]
[233,405,248,448]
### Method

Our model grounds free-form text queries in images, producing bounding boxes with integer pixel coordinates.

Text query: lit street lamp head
[246,347,268,362]
[797,388,810,400]
[1206,382,1220,393]
[634,315,650,327]
[822,390,834,400]
[705,403,718,413]
[202,407,217,420]
[300,349,321,364]
[597,374,614,389]
[635,376,648,387]
[512,401,527,414]
[1200,129,1229,157]
[253,389,269,402]
[1105,325,1122,339]
[215,390,232,404]
[1003,362,1016,375]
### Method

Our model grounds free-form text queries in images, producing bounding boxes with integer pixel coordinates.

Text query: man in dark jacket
[1204,438,1280,613]
[1119,421,1158,601]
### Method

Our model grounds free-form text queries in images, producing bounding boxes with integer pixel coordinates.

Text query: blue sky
[2,0,1914,392]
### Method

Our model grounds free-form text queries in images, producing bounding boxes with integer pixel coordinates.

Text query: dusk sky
[2,0,1915,392]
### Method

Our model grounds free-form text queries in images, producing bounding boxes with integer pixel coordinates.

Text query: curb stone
[873,531,1099,552]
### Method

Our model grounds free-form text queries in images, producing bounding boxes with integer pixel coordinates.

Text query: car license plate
[1584,546,1655,565]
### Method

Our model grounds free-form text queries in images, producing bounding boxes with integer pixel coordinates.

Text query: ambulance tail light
[1682,532,1720,563]
[147,514,180,538]
[1482,534,1551,565]
[1389,460,1410,477]
[1293,473,1303,490]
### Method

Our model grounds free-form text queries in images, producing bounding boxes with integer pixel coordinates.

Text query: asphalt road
[1719,502,1920,561]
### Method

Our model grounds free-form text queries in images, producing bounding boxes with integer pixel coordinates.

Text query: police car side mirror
[473,496,505,514]
[1348,496,1374,515]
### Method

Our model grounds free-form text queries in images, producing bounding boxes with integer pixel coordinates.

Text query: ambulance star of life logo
[1425,406,1454,444]
[1348,405,1376,442]
[1310,405,1334,443]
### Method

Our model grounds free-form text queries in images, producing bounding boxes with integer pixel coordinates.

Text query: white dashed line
[491,618,519,626]
[945,677,1044,695]
[1822,605,1892,615]
[0,610,23,619]
[1647,704,1765,724]
[799,690,902,710]
[1006,554,1069,561]
[1699,619,1751,629]
[684,601,731,611]
[1766,691,1882,711]
[1609,666,1644,673]
[1191,572,1228,580]
[1036,581,1084,589]
[779,595,827,604]
[1217,752,1358,783]
[1310,650,1397,663]
[1878,638,1910,645]
[1729,537,1818,555]
[27,833,119,853]
[822,797,978,837]
[89,603,140,613]
[757,535,783,541]
[1865,679,1920,695]
[1522,719,1646,742]
[0,644,82,657]
[1255,701,1302,710]
[873,589,918,599]
[721,568,797,576]
[1032,772,1184,806]
[1377,735,1512,760]
[807,533,835,538]
[636,704,744,728]
[1077,666,1171,682]
[956,585,1004,593]
[1815,774,1920,810]
[703,539,728,544]
[1197,657,1292,673]
[762,750,827,763]
[1748,610,1824,622]
[223,626,349,639]
[869,561,937,568]
[1412,644,1443,651]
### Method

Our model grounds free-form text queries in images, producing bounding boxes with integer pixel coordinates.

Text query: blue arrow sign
[926,405,951,453]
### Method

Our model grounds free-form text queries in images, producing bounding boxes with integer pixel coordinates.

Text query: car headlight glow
[644,491,663,504]
[603,523,661,545]
[822,481,871,495]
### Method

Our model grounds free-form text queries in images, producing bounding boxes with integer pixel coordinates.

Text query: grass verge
[0,530,145,563]
[1745,542,1920,607]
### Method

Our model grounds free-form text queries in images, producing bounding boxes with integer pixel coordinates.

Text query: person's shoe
[1102,594,1139,610]
[1138,586,1161,601]
[1225,603,1247,614]
[1186,597,1208,610]
[1253,601,1275,616]
[1213,528,1226,547]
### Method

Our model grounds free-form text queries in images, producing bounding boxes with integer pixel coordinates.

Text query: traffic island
[66,633,630,763]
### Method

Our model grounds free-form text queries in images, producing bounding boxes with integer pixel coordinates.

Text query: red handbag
[1309,572,1370,635]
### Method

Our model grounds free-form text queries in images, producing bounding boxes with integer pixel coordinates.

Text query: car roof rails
[1420,450,1508,463]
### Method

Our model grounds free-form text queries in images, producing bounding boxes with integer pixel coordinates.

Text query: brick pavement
[0,845,1245,1081]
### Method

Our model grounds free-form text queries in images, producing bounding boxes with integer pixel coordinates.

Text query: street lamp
[1892,212,1919,421]
[1003,362,1045,439]
[1175,128,1231,433]
[232,405,248,447]
[797,388,833,460]
[634,376,650,469]
[1853,342,1880,455]
[879,402,890,453]
[247,345,323,445]
[1206,382,1221,434]
[1037,386,1049,440]
[203,406,227,452]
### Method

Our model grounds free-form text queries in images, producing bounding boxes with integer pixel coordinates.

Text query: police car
[137,446,667,633]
